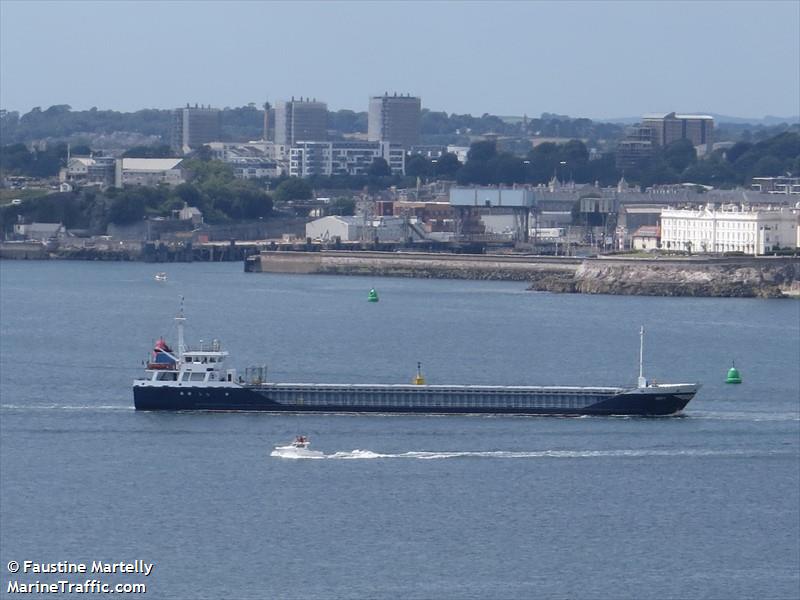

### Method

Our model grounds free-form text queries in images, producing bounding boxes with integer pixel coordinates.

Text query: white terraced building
[660,204,799,255]
[289,141,405,177]
[115,158,185,187]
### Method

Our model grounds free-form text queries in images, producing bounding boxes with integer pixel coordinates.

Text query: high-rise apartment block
[368,93,421,148]
[616,112,715,170]
[641,112,714,153]
[274,98,328,145]
[170,105,222,155]
[616,125,656,170]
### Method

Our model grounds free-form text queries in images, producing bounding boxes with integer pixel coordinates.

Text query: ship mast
[176,296,186,361]
[638,325,646,388]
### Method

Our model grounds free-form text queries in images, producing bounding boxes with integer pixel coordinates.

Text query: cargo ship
[133,307,699,416]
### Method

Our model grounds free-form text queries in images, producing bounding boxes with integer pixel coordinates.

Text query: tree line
[1,104,630,147]
[3,103,797,152]
[0,157,272,235]
[626,132,800,189]
[404,132,799,189]
[112,158,272,224]
[266,132,798,195]
[0,141,183,179]
[2,132,798,206]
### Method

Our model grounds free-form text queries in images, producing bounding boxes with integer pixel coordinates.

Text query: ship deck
[244,382,628,411]
[248,383,625,391]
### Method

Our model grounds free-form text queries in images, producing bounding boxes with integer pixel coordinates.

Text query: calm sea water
[1,261,798,600]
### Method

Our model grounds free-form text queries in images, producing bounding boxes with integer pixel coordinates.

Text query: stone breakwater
[245,251,799,298]
[246,250,580,281]
[528,258,799,298]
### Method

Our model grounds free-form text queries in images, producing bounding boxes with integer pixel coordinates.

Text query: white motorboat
[271,436,325,459]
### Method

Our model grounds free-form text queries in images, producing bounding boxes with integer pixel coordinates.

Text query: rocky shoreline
[527,260,799,298]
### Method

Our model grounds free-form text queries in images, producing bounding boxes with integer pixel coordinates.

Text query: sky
[1,0,798,120]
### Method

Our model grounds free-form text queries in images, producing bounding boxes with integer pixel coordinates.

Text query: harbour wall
[0,242,49,260]
[245,250,581,281]
[0,241,255,262]
[245,251,800,298]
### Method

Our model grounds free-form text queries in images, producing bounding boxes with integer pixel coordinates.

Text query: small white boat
[154,272,167,282]
[271,435,324,459]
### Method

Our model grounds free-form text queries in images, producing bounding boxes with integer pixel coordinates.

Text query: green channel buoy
[367,288,379,302]
[726,362,742,384]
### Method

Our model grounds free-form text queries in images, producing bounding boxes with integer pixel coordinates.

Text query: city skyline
[1,1,798,120]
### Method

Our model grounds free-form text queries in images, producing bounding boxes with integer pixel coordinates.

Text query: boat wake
[1,404,133,412]
[270,447,325,459]
[687,410,800,422]
[272,448,790,460]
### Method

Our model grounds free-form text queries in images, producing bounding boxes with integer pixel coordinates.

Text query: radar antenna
[176,296,186,360]
[638,325,647,388]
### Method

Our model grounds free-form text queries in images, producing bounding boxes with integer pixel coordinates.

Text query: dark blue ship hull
[133,384,694,416]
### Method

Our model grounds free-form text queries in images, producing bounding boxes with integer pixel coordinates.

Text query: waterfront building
[206,141,286,161]
[393,200,454,220]
[631,225,660,251]
[365,215,423,242]
[203,142,277,178]
[171,105,222,154]
[115,158,185,187]
[205,141,285,178]
[289,141,405,177]
[409,145,445,160]
[305,215,364,242]
[368,93,421,148]
[227,159,280,180]
[616,203,669,249]
[306,214,422,243]
[274,98,327,146]
[12,221,66,242]
[59,156,116,186]
[63,157,92,178]
[447,145,471,163]
[449,187,535,242]
[480,214,517,239]
[751,176,800,195]
[177,203,203,226]
[449,187,535,208]
[660,203,798,255]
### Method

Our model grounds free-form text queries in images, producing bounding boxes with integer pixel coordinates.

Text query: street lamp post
[520,160,535,247]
